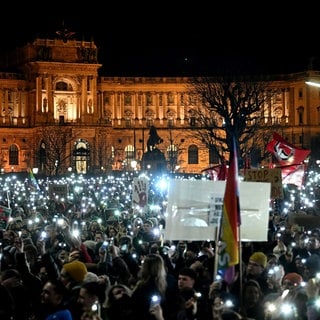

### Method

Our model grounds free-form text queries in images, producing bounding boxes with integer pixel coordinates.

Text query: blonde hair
[136,253,167,296]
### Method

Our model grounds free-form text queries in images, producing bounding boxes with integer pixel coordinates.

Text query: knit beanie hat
[63,260,87,282]
[249,251,267,268]
[283,272,303,286]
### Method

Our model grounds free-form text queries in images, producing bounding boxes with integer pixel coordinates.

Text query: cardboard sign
[244,168,283,199]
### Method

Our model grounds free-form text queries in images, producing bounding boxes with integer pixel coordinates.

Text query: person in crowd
[41,224,67,258]
[92,230,107,261]
[106,226,119,246]
[272,237,287,260]
[197,240,215,281]
[87,221,103,241]
[118,235,140,281]
[245,251,272,295]
[38,278,73,320]
[293,255,308,279]
[37,240,61,283]
[182,242,199,268]
[306,234,320,256]
[0,268,34,320]
[304,254,320,280]
[177,267,197,291]
[190,259,212,296]
[60,259,88,318]
[133,219,159,250]
[208,279,239,320]
[170,241,188,276]
[104,283,134,320]
[93,242,132,285]
[305,276,320,320]
[281,223,301,247]
[230,251,271,299]
[239,279,265,319]
[14,243,43,317]
[264,272,308,320]
[76,281,107,320]
[278,249,300,274]
[131,253,168,320]
[176,267,209,319]
[2,230,18,247]
[291,233,310,260]
[0,279,15,320]
[176,287,198,320]
[265,253,285,293]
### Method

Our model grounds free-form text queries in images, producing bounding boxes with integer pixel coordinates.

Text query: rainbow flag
[219,138,241,271]
[27,168,40,192]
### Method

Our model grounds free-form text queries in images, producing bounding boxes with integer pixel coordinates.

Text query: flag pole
[213,219,222,281]
[238,224,243,310]
[6,190,10,208]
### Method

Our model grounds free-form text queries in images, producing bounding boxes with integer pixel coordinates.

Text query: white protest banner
[164,179,270,241]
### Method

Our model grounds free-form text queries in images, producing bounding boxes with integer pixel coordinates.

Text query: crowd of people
[0,173,320,319]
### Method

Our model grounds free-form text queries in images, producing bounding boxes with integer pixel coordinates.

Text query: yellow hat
[63,260,87,282]
[249,251,267,268]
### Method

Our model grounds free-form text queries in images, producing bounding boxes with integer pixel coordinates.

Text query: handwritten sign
[244,168,283,199]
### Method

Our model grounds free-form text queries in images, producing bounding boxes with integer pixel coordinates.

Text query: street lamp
[306,81,320,88]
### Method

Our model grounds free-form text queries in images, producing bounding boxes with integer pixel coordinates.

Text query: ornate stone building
[0,34,320,175]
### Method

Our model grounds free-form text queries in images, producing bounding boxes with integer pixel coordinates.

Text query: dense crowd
[0,173,320,319]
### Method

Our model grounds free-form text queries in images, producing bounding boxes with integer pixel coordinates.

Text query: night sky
[1,2,319,77]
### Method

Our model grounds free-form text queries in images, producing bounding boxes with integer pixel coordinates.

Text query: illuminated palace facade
[0,35,320,175]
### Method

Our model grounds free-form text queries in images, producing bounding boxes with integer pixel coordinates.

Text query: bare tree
[36,125,79,176]
[186,75,280,165]
[96,129,113,173]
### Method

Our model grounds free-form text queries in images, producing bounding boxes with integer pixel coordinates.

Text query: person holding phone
[130,254,168,320]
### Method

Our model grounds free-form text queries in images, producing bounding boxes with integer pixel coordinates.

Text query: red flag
[217,158,227,181]
[0,205,12,230]
[266,133,310,187]
[266,132,310,166]
[201,160,228,181]
[219,138,241,270]
[280,163,308,188]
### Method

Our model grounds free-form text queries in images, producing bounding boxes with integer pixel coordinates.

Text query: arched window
[125,145,135,161]
[39,141,46,172]
[56,81,68,91]
[73,140,90,174]
[188,145,199,164]
[9,144,19,165]
[209,144,219,164]
[167,144,178,172]
[297,106,304,124]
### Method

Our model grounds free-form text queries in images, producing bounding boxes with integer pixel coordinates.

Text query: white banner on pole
[164,179,270,241]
